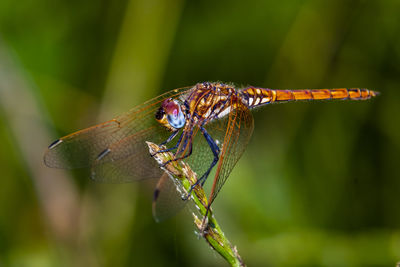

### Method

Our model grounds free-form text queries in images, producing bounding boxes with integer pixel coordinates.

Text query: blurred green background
[0,0,399,266]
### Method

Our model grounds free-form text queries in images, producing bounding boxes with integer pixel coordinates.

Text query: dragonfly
[44,82,378,221]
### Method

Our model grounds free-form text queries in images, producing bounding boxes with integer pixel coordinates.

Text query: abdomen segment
[241,87,379,108]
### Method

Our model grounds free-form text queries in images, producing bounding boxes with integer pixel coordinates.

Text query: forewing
[90,124,167,182]
[44,86,192,181]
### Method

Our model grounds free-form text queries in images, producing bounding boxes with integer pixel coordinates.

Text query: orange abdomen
[241,87,379,108]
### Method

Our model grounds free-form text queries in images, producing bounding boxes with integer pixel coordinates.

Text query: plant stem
[147,142,245,267]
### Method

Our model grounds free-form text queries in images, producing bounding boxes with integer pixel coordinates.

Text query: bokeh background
[0,0,399,266]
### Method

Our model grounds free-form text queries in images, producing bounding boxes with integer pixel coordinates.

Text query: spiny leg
[185,126,220,199]
[152,130,183,156]
[199,127,220,186]
[160,130,180,146]
[161,129,193,168]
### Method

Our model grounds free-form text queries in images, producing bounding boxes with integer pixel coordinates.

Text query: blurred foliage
[0,0,399,266]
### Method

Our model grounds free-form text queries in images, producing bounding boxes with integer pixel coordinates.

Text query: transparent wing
[44,86,192,182]
[152,173,188,222]
[90,126,166,182]
[208,99,254,204]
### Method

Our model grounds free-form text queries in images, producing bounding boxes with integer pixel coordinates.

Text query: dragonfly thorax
[155,98,186,131]
[186,83,238,123]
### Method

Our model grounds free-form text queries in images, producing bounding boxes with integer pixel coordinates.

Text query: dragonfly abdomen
[241,87,379,108]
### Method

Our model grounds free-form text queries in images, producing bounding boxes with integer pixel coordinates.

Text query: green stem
[147,142,245,267]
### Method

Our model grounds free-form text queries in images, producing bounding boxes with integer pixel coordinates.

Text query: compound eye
[163,99,185,129]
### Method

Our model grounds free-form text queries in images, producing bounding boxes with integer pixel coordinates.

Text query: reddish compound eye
[161,99,185,129]
[162,99,178,114]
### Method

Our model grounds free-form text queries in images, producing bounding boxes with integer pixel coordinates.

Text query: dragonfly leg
[185,127,220,199]
[159,130,180,146]
[152,130,183,156]
[161,131,193,167]
[198,126,220,185]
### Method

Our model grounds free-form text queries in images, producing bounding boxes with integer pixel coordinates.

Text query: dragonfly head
[155,98,186,131]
